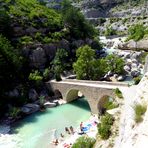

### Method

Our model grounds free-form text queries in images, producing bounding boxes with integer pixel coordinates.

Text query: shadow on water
[11,109,52,134]
[69,97,91,112]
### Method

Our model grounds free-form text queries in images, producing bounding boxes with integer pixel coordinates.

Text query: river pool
[9,97,90,148]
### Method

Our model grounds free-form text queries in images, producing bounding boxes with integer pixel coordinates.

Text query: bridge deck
[50,79,128,89]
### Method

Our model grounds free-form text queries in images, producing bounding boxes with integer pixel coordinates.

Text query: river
[1,97,91,148]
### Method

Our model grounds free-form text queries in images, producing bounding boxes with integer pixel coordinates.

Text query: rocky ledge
[118,39,148,51]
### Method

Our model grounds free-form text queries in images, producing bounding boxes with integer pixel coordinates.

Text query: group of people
[65,126,74,135]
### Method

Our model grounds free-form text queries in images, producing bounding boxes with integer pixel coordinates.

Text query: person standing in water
[80,122,83,131]
[65,127,70,134]
[70,126,74,134]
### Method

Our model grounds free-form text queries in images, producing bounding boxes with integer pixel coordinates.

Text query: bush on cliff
[127,24,148,41]
[98,113,114,139]
[72,136,96,148]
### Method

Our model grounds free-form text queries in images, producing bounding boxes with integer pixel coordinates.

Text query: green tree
[0,34,21,92]
[73,45,96,80]
[104,54,125,74]
[91,59,108,80]
[0,34,21,116]
[52,49,68,81]
[62,0,97,39]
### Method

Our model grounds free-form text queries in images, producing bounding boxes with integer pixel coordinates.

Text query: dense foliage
[72,136,96,148]
[0,0,101,117]
[62,0,97,39]
[73,46,125,80]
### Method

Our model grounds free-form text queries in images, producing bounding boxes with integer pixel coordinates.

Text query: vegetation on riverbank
[72,136,96,148]
[98,113,114,139]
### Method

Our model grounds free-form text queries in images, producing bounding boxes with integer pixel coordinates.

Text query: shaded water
[11,97,91,148]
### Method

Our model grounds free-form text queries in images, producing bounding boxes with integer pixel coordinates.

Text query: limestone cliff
[115,73,148,148]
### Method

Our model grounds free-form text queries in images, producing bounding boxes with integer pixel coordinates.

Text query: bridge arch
[65,88,92,111]
[65,89,80,102]
[97,95,118,115]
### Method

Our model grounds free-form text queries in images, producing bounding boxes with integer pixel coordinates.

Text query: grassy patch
[134,104,147,123]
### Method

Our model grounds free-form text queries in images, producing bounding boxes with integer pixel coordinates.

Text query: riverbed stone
[131,70,140,77]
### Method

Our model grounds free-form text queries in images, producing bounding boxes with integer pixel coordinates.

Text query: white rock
[124,65,131,72]
[44,102,56,108]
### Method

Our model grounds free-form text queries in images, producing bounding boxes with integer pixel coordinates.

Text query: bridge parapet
[63,79,128,87]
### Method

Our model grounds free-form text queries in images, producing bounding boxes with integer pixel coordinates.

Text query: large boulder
[21,103,40,114]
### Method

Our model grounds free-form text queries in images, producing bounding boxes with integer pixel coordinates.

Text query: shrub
[98,113,114,139]
[134,104,147,123]
[98,123,111,139]
[134,76,141,85]
[72,136,96,148]
[43,68,50,80]
[29,70,43,86]
[101,113,114,126]
[19,36,33,45]
[29,70,43,81]
[9,107,21,118]
[114,88,123,98]
[104,100,118,110]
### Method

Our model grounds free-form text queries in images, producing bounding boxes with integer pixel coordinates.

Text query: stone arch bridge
[47,79,128,113]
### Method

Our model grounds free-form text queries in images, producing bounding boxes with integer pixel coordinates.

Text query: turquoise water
[12,98,91,148]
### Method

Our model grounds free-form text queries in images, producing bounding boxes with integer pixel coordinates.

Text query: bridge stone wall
[47,81,116,113]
